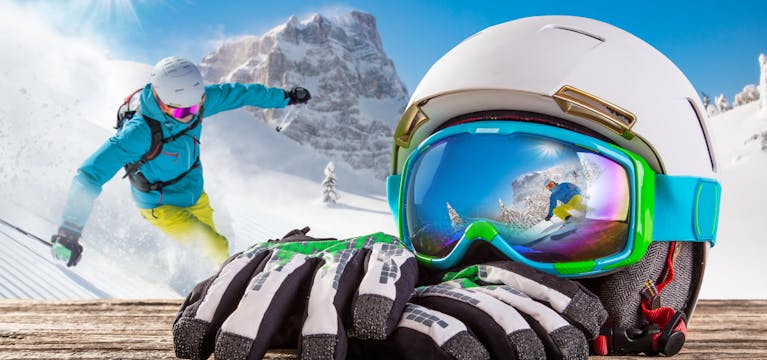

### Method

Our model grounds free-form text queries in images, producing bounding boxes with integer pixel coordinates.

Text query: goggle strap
[386,175,402,219]
[652,175,720,246]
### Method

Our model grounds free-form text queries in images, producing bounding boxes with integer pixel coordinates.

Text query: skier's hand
[286,86,311,105]
[50,227,83,267]
[172,228,417,360]
[362,261,607,360]
[545,215,552,221]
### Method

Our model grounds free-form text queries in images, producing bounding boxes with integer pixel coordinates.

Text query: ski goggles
[153,89,203,120]
[387,121,720,277]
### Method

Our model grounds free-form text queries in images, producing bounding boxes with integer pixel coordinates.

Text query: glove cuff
[56,225,81,243]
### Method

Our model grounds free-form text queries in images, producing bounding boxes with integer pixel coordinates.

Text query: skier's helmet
[390,16,715,340]
[150,56,204,108]
[545,179,557,190]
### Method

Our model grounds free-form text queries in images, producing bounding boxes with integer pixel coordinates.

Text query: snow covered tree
[321,161,339,204]
[715,94,732,113]
[446,202,464,230]
[497,199,515,224]
[734,85,759,107]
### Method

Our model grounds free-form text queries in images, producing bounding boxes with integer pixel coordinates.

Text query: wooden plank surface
[0,299,765,359]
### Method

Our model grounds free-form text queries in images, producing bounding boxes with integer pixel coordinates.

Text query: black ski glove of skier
[51,227,83,267]
[286,87,311,105]
[172,228,417,360]
[353,261,608,360]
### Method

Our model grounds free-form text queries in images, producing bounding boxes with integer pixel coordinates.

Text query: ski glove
[51,227,83,267]
[172,228,417,360]
[362,261,608,360]
[286,87,311,105]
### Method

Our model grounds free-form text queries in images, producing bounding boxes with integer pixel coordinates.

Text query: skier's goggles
[387,121,720,277]
[153,89,202,120]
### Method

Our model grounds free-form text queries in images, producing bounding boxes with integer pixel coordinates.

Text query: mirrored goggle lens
[167,104,200,118]
[404,132,631,263]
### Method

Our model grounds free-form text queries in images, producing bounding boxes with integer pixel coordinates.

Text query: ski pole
[275,106,295,132]
[0,216,53,247]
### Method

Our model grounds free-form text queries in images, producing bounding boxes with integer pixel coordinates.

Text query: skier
[543,179,586,222]
[50,56,311,267]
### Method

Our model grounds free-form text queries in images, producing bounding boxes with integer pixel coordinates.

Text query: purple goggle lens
[167,103,201,119]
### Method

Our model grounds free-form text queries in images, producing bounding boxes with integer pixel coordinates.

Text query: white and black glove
[356,261,608,360]
[172,228,417,360]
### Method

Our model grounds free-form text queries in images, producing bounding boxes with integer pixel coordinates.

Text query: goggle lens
[404,132,632,263]
[166,103,200,119]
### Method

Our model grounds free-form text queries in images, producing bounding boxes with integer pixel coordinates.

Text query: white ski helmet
[391,16,714,354]
[150,56,205,108]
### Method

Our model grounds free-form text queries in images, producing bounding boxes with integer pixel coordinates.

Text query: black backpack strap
[115,88,144,130]
[122,116,164,179]
[128,157,201,192]
[122,106,206,191]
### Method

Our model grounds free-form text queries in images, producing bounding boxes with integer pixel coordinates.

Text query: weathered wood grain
[0,299,764,359]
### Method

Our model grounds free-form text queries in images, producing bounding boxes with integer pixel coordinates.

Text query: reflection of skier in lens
[544,179,586,222]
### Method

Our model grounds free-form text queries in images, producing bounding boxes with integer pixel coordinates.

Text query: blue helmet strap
[652,175,720,246]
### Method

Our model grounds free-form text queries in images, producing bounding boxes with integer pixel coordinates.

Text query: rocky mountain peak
[200,11,408,179]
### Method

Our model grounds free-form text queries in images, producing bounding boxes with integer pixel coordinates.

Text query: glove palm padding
[172,230,417,360]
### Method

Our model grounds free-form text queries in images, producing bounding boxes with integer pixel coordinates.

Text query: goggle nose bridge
[463,221,500,243]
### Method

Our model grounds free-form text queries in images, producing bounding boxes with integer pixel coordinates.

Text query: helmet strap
[593,242,688,356]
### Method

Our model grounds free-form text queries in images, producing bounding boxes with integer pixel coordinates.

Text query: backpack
[115,89,202,192]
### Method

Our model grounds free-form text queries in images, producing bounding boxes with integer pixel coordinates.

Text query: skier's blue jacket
[546,182,582,217]
[60,83,289,233]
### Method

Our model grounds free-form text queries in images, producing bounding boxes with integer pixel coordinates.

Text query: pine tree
[498,199,516,224]
[446,202,464,230]
[321,161,339,204]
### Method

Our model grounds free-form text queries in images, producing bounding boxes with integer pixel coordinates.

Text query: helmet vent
[687,98,717,172]
[553,85,636,139]
[543,25,605,42]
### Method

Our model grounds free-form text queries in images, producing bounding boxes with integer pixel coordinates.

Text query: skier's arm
[547,194,557,218]
[59,120,150,233]
[202,83,290,116]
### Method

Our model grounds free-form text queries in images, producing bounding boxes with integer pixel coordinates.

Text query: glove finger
[214,251,319,360]
[395,303,489,360]
[413,284,545,360]
[449,262,607,339]
[300,248,367,360]
[463,283,588,360]
[173,246,270,359]
[353,237,418,339]
[348,303,489,360]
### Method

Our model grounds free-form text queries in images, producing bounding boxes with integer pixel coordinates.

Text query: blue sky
[23,0,767,100]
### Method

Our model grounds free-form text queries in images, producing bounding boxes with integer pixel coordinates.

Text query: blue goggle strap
[653,175,721,246]
[387,174,402,219]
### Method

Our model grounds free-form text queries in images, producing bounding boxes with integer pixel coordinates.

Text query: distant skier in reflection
[544,179,586,222]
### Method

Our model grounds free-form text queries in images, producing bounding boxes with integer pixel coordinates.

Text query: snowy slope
[700,101,767,299]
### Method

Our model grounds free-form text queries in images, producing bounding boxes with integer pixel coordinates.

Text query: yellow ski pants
[553,194,587,221]
[139,192,228,264]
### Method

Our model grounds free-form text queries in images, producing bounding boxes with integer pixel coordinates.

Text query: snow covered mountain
[199,11,409,179]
